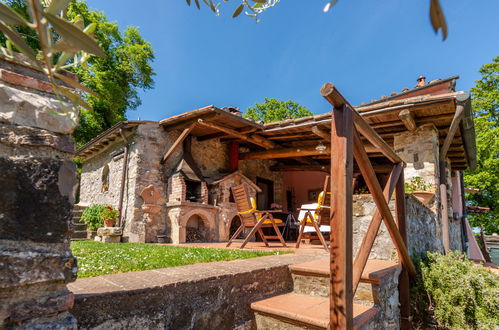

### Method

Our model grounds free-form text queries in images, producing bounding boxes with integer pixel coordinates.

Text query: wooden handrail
[352,128,417,276]
[352,163,404,291]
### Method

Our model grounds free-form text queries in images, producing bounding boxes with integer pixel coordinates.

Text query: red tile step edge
[290,258,401,284]
[251,292,379,329]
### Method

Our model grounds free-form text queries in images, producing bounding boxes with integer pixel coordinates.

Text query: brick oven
[166,165,260,244]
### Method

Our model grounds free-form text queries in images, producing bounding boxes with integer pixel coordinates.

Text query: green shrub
[80,204,109,230]
[414,251,499,329]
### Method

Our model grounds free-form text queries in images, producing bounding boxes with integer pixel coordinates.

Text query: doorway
[256,177,274,210]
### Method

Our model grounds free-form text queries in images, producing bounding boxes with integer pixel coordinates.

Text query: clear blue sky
[86,0,499,121]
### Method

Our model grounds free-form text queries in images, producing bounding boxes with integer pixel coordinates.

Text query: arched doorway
[185,214,208,242]
[229,215,243,239]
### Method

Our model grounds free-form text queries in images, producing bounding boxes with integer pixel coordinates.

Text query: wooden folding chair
[227,184,287,249]
[296,176,331,251]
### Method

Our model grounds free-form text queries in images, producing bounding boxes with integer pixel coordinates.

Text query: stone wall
[352,194,444,262]
[0,59,78,328]
[69,254,317,329]
[240,159,284,206]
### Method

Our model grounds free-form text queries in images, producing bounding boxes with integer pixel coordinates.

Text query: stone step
[290,258,400,303]
[71,223,87,231]
[70,237,89,241]
[252,292,379,330]
[71,230,87,239]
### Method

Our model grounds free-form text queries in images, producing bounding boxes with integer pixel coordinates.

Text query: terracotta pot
[412,191,435,205]
[104,218,116,227]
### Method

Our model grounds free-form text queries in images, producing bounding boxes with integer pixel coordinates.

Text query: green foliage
[413,251,499,329]
[405,176,431,194]
[71,240,290,278]
[0,1,155,147]
[80,204,108,230]
[101,206,118,220]
[245,98,312,123]
[465,56,499,234]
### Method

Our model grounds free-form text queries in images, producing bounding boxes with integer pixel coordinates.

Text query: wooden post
[439,159,450,253]
[329,105,353,329]
[395,168,411,330]
[230,141,239,171]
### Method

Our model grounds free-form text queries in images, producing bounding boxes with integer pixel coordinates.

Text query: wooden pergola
[321,83,416,329]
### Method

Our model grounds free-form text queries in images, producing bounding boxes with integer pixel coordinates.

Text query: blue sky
[86,0,499,121]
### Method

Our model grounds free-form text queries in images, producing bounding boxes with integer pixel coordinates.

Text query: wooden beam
[321,82,403,164]
[352,128,417,276]
[197,127,258,142]
[311,125,331,142]
[395,169,411,330]
[161,124,195,164]
[398,109,417,131]
[329,105,354,329]
[440,104,465,159]
[352,163,403,291]
[270,164,330,172]
[240,145,331,160]
[240,143,382,160]
[267,133,316,140]
[197,119,276,149]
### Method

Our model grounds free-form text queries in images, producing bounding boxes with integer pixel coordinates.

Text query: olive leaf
[0,3,28,26]
[56,85,93,111]
[46,0,71,15]
[0,22,38,62]
[186,0,191,5]
[252,0,267,3]
[44,12,105,57]
[53,72,99,97]
[323,0,338,13]
[232,4,244,18]
[429,0,447,40]
[194,0,200,9]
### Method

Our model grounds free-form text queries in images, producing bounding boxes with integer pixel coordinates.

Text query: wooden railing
[322,82,416,329]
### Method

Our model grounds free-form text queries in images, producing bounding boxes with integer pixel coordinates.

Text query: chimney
[416,75,426,87]
[223,106,242,117]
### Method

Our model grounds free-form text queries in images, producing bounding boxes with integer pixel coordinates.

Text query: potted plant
[80,204,106,239]
[102,206,119,227]
[405,176,434,205]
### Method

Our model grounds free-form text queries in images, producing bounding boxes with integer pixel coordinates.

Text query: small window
[101,164,110,192]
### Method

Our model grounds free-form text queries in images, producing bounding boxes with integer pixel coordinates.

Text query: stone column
[0,59,78,328]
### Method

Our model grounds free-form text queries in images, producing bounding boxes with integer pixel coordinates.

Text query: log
[270,165,330,172]
[320,82,403,164]
[398,109,417,131]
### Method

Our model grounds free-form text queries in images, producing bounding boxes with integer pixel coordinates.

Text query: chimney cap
[417,75,426,81]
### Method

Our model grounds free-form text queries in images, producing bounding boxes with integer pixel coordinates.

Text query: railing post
[395,168,411,329]
[329,105,354,329]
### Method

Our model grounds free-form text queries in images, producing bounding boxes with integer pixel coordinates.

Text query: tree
[245,98,312,123]
[0,0,155,147]
[465,56,499,234]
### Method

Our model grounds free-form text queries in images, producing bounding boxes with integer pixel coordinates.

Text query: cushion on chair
[262,219,283,225]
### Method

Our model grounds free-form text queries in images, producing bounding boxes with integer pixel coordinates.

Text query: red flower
[105,206,112,210]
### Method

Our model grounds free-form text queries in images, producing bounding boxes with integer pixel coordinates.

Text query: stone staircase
[70,204,88,240]
[251,258,401,329]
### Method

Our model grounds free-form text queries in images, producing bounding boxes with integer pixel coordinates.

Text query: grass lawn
[71,241,290,278]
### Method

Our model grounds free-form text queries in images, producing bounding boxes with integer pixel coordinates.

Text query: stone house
[76,76,476,258]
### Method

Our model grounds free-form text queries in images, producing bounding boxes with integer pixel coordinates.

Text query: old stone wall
[69,254,318,330]
[0,59,78,328]
[353,194,444,262]
[79,138,129,207]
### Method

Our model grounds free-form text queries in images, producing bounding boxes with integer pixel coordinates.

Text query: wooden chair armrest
[297,208,316,211]
[261,210,283,213]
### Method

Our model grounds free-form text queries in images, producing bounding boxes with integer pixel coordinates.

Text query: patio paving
[164,241,330,255]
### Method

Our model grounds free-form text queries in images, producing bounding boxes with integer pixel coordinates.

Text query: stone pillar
[393,124,440,188]
[0,59,78,328]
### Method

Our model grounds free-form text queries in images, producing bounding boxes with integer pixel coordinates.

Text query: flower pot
[413,191,435,206]
[104,218,116,227]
